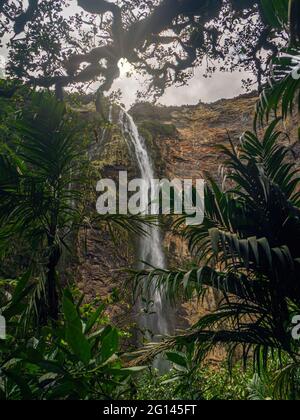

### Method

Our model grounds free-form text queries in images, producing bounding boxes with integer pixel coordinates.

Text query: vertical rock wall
[74,93,299,352]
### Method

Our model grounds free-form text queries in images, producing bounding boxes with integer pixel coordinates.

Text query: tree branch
[50,0,225,93]
[3,0,276,99]
[13,0,39,36]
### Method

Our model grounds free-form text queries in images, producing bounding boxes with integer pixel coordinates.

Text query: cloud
[160,68,253,106]
[110,65,254,108]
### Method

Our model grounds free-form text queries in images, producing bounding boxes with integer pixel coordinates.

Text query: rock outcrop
[75,92,299,348]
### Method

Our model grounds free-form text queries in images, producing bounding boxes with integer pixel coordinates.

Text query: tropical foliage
[0,93,88,322]
[0,90,151,400]
[130,0,300,400]
[0,0,300,401]
[256,0,300,124]
[0,280,143,400]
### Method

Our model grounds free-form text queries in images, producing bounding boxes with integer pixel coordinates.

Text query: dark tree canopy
[0,0,287,99]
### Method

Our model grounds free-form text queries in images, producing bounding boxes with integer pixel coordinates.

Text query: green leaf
[101,326,119,362]
[3,270,33,319]
[209,228,220,255]
[111,366,147,377]
[4,369,34,400]
[11,269,32,304]
[62,293,91,365]
[119,366,147,373]
[166,352,187,368]
[161,376,181,385]
[260,0,289,27]
[84,303,105,335]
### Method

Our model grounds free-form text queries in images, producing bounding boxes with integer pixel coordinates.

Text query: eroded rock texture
[75,93,299,354]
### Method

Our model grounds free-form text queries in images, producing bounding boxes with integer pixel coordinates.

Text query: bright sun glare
[118,58,135,77]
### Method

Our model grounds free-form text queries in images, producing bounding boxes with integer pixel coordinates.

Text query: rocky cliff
[74,93,299,352]
[130,94,259,343]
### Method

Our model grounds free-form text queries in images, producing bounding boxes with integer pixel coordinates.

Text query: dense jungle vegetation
[0,0,300,401]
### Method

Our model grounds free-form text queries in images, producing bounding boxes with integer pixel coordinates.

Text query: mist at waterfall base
[118,109,175,343]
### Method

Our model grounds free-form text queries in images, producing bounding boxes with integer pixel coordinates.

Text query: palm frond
[273,362,300,399]
[255,47,300,125]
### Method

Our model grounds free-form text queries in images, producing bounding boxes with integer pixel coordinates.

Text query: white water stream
[118,109,173,339]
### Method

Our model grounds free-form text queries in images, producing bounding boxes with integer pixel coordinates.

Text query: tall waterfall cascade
[116,108,174,339]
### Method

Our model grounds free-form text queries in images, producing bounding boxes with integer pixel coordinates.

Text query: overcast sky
[113,62,252,108]
[0,1,255,108]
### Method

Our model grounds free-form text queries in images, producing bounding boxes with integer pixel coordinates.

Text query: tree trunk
[46,251,59,321]
[38,234,61,325]
[289,0,300,44]
[55,83,64,101]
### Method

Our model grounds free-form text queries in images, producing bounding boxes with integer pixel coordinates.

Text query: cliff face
[131,94,257,181]
[129,95,258,335]
[133,94,299,180]
[75,93,299,347]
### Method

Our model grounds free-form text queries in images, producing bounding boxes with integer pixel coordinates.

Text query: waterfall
[100,105,113,144]
[118,109,173,339]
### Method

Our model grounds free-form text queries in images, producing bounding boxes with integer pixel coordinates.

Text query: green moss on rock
[139,120,177,139]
